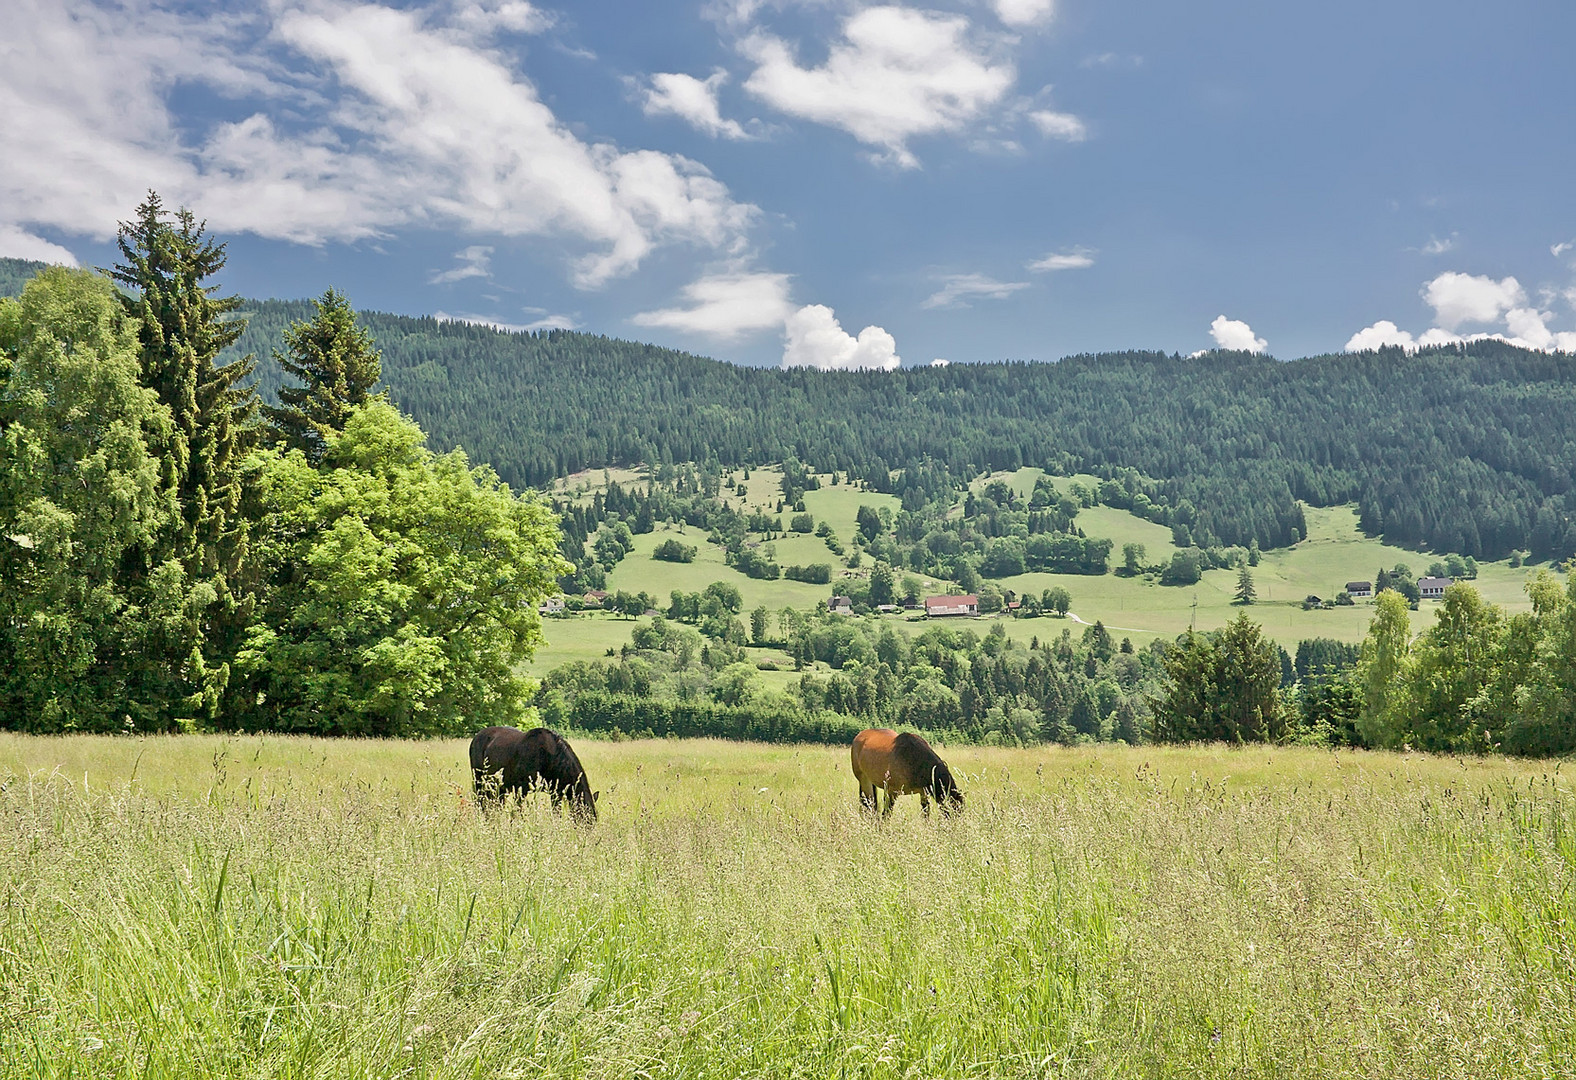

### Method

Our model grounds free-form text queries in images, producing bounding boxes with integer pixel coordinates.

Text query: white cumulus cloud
[781,304,900,370]
[1504,307,1576,352]
[922,273,1029,309]
[642,71,750,139]
[1345,268,1576,354]
[0,225,77,265]
[993,0,1055,27]
[1028,109,1086,142]
[1421,271,1525,330]
[1028,247,1095,272]
[741,6,1015,167]
[0,0,758,289]
[429,245,493,284]
[1209,315,1267,353]
[1343,320,1416,352]
[450,0,552,36]
[632,270,794,339]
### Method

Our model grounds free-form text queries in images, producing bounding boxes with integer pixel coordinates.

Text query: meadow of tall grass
[2,734,1573,1078]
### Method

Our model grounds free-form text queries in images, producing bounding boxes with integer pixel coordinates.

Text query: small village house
[1345,580,1373,598]
[925,594,980,618]
[1419,576,1452,599]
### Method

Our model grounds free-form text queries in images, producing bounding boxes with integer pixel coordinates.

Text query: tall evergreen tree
[1151,614,1283,743]
[110,192,259,723]
[1235,565,1257,604]
[263,288,383,461]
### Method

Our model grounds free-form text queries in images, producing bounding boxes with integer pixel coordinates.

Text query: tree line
[0,199,562,735]
[1146,571,1576,755]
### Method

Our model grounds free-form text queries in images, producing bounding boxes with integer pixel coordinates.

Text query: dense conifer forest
[225,298,1571,563]
[5,257,1574,562]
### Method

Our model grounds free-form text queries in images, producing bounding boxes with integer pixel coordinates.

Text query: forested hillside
[5,257,1574,561]
[224,296,1575,562]
[0,258,46,298]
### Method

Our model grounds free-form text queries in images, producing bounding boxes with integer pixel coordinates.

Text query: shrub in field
[728,546,779,580]
[652,539,697,563]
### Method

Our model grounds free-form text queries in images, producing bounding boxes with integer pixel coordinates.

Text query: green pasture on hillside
[548,465,647,502]
[800,481,900,541]
[604,525,837,611]
[733,465,788,514]
[999,503,1539,646]
[524,613,637,674]
[4,734,1573,1077]
[535,490,1547,675]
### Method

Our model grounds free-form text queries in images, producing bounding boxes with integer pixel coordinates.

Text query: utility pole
[1190,593,1198,632]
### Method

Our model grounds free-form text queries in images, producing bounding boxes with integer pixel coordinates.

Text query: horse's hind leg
[474,769,502,810]
[920,790,931,818]
[859,781,878,814]
[882,789,896,819]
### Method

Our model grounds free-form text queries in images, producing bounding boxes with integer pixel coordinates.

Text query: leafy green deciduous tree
[869,560,894,606]
[856,504,883,541]
[0,269,176,729]
[1501,571,1576,755]
[1401,583,1501,752]
[233,404,568,736]
[1356,590,1411,748]
[1121,542,1146,576]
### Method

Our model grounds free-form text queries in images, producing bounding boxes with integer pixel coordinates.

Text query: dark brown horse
[470,726,598,821]
[851,728,964,817]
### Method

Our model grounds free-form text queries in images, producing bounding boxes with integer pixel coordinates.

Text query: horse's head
[940,788,965,817]
[931,765,965,816]
[571,785,599,824]
[576,778,598,819]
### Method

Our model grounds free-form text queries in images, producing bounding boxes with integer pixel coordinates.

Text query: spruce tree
[1235,565,1257,604]
[110,192,259,724]
[263,288,383,461]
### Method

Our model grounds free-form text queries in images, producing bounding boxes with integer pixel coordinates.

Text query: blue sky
[4,0,1575,367]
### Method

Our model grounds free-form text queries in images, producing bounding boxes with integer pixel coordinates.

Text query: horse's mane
[541,729,588,784]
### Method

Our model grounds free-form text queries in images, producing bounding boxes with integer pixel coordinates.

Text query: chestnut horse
[851,728,964,817]
[470,726,598,822]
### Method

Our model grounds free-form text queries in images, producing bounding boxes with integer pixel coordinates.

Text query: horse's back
[470,726,514,771]
[893,731,942,767]
[851,728,901,784]
[471,725,549,770]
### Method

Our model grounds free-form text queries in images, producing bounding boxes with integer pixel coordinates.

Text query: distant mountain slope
[4,257,1574,560]
[0,257,48,298]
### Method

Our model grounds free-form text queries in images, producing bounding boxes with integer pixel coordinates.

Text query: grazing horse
[470,726,599,821]
[851,728,964,818]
